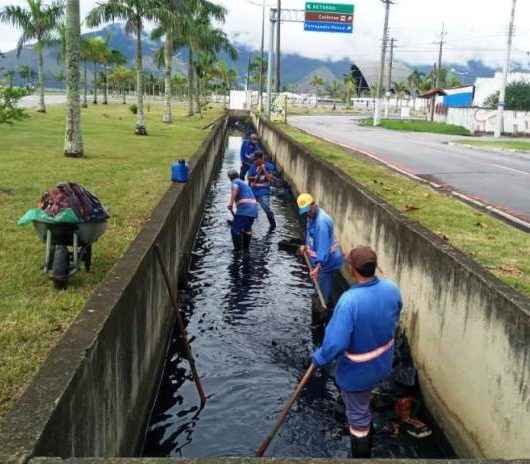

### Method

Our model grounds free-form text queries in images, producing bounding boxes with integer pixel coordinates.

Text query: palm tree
[107,49,127,101]
[87,0,157,135]
[171,72,187,99]
[191,24,237,117]
[109,65,134,104]
[343,73,356,107]
[151,0,188,124]
[179,0,227,117]
[18,64,34,87]
[0,0,64,112]
[84,37,107,104]
[213,60,237,108]
[3,70,16,88]
[393,81,409,112]
[64,0,83,157]
[80,38,90,107]
[310,75,325,96]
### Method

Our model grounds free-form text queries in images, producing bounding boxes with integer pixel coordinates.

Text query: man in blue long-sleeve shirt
[297,193,343,305]
[312,246,402,458]
[240,133,262,179]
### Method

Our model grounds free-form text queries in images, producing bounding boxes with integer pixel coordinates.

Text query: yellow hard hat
[297,193,314,215]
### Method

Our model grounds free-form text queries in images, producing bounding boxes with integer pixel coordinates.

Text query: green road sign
[305,2,354,14]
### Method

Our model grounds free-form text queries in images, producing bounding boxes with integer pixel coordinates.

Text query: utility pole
[386,37,395,92]
[373,0,393,126]
[495,0,517,138]
[258,0,266,111]
[431,24,446,121]
[246,54,252,92]
[275,0,281,92]
[385,37,395,118]
[267,8,276,118]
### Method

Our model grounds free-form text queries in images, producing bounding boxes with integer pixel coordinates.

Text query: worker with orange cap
[297,193,343,305]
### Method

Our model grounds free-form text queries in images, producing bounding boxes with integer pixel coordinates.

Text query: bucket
[171,160,189,183]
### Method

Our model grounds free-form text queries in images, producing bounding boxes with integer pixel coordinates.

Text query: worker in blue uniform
[297,193,343,305]
[247,151,276,230]
[240,132,262,179]
[312,246,403,458]
[227,169,258,250]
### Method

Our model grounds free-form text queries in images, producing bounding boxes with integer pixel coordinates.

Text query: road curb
[291,124,530,234]
[447,141,530,156]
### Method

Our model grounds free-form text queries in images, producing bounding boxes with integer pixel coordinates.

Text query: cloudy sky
[1,0,530,68]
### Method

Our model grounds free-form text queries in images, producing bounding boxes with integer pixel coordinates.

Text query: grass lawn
[361,118,471,136]
[0,103,222,418]
[280,123,530,298]
[454,139,530,152]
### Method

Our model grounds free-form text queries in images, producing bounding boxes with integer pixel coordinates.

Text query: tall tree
[18,64,34,87]
[64,0,83,157]
[3,70,16,88]
[213,60,237,108]
[0,0,64,112]
[178,0,227,117]
[82,37,106,104]
[191,24,237,117]
[151,0,187,124]
[87,0,156,135]
[80,38,90,107]
[310,75,324,96]
[109,65,134,104]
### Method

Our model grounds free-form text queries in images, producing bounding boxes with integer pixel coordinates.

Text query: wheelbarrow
[33,220,107,289]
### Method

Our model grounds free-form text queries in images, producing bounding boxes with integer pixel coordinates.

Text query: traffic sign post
[304,2,354,34]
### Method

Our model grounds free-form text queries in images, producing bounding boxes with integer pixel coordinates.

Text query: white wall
[474,72,530,106]
[435,107,530,135]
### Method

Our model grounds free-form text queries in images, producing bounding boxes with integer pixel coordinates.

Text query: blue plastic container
[171,160,189,183]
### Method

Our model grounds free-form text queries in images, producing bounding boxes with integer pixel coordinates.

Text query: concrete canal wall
[0,115,229,463]
[253,115,530,459]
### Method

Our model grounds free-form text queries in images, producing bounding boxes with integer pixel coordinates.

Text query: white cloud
[1,0,530,68]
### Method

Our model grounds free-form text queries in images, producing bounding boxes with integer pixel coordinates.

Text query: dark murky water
[142,135,456,459]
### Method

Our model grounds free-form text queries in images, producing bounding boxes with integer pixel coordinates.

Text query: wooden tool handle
[154,244,207,406]
[256,363,316,457]
[303,252,328,311]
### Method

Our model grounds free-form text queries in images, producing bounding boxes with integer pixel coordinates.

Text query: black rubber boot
[242,233,252,250]
[231,232,243,251]
[266,211,277,230]
[350,433,372,458]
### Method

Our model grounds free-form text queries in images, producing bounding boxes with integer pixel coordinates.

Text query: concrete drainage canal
[141,133,455,459]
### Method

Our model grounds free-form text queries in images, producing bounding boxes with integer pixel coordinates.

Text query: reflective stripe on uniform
[345,338,394,363]
[238,198,257,205]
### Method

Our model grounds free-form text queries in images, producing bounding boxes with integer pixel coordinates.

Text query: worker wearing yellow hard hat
[297,193,343,305]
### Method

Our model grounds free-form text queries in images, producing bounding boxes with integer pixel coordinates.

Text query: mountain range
[0,24,501,91]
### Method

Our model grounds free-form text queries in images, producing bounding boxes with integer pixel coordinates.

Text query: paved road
[20,94,66,108]
[289,115,530,222]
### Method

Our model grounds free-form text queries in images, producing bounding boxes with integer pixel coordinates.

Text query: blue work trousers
[318,269,339,305]
[240,163,252,180]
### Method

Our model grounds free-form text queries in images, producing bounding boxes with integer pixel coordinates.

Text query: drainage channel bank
[141,135,454,459]
[253,114,530,459]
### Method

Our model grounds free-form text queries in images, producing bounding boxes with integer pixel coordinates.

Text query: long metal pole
[258,0,266,111]
[495,0,517,138]
[373,0,391,126]
[154,244,207,407]
[275,0,281,92]
[267,9,275,118]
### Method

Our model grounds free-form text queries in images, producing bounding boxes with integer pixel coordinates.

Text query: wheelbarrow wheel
[52,245,69,290]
